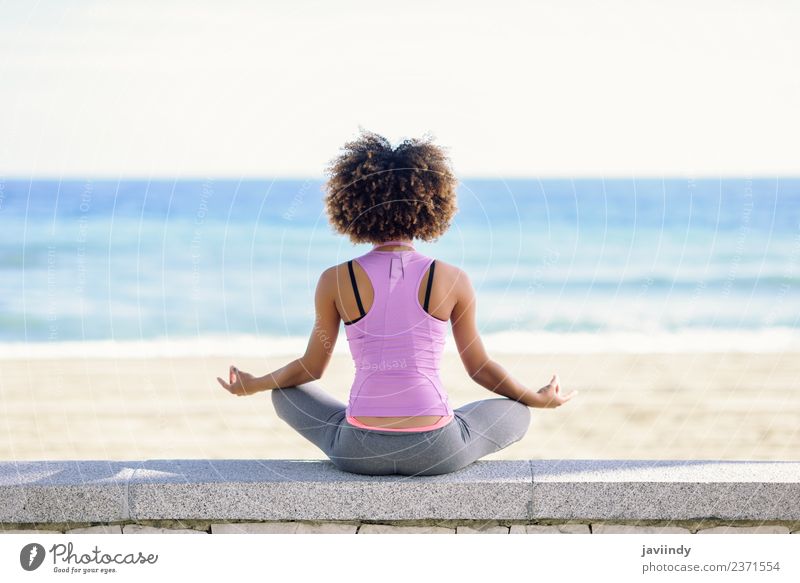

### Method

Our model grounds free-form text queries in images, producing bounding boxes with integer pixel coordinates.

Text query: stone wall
[2,459,798,534]
[2,520,799,534]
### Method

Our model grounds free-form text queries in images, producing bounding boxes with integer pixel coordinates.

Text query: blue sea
[1,177,799,357]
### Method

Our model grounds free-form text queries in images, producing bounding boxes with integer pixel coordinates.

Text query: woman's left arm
[217,267,341,396]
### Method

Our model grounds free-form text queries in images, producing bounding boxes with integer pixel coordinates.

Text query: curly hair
[323,129,459,244]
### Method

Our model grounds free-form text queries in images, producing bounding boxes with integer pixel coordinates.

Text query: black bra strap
[423,260,435,312]
[347,260,366,317]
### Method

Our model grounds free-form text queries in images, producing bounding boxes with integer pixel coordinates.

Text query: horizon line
[2,174,799,181]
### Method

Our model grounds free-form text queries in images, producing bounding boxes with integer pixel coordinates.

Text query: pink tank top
[344,241,454,432]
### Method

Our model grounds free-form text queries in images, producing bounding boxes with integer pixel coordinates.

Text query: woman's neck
[372,239,415,251]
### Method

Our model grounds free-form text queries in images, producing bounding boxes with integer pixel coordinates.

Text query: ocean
[1,177,799,357]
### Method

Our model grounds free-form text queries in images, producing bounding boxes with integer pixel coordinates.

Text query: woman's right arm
[449,268,577,408]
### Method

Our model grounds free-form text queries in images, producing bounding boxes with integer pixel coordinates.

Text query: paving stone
[591,524,691,534]
[128,459,532,521]
[4,459,799,528]
[531,460,800,522]
[695,525,791,534]
[455,525,510,534]
[0,460,133,523]
[1,529,62,534]
[122,524,207,534]
[65,525,123,534]
[358,524,455,534]
[510,524,590,533]
[211,521,358,533]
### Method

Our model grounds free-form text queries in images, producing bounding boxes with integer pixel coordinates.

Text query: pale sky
[1,0,798,178]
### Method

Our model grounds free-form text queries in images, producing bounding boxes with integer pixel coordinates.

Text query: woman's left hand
[217,365,260,396]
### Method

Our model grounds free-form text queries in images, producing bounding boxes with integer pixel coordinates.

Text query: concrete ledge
[1,459,798,527]
[531,460,800,522]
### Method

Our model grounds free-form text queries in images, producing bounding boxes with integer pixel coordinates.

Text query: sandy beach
[1,352,798,462]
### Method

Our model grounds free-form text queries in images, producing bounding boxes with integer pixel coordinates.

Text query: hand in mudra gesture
[536,373,577,408]
[217,365,259,396]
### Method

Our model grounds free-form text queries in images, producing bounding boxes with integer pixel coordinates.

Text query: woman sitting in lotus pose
[217,129,577,476]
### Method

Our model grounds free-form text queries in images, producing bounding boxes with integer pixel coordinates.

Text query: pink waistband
[346,414,454,432]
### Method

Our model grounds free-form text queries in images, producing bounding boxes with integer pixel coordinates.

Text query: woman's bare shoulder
[317,263,346,289]
[430,258,471,290]
[318,259,365,292]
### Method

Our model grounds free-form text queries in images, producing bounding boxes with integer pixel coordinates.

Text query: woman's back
[341,240,454,429]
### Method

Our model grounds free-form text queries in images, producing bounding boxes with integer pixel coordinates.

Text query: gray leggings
[270,382,531,476]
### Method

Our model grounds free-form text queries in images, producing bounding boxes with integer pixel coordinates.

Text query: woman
[216,129,577,476]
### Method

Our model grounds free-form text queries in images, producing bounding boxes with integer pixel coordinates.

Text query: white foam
[1,327,798,359]
[479,328,800,354]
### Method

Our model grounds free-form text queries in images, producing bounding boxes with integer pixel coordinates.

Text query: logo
[20,543,46,571]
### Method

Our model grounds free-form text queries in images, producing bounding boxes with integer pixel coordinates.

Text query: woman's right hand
[534,373,577,408]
